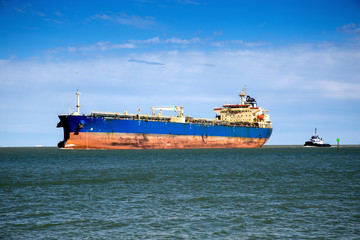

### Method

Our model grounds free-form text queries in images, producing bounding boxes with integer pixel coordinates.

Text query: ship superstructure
[213,87,271,128]
[57,88,272,149]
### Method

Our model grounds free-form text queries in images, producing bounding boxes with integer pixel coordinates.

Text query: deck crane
[151,106,184,117]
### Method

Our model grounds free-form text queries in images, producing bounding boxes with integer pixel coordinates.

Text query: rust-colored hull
[63,132,269,149]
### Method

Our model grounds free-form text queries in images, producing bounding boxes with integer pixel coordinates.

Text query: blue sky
[0,0,360,146]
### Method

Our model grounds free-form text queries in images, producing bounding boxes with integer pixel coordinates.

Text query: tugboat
[304,128,331,147]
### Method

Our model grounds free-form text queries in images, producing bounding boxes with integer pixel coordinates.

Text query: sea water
[1,147,359,239]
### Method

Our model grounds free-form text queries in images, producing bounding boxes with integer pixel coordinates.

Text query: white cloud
[115,15,156,28]
[315,81,360,99]
[165,37,201,44]
[129,37,161,44]
[211,40,269,47]
[91,13,157,29]
[14,7,25,13]
[74,41,137,52]
[91,13,111,20]
[129,37,201,45]
[14,2,31,13]
[55,11,63,17]
[44,18,62,24]
[3,45,360,101]
[49,41,137,54]
[336,23,360,34]
[34,11,45,17]
[48,37,202,56]
[0,59,9,64]
[176,0,201,5]
[46,37,274,57]
[128,59,165,65]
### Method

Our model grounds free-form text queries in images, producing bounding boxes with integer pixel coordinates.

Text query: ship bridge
[213,86,271,127]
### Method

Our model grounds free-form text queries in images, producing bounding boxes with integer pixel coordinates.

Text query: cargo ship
[57,87,272,149]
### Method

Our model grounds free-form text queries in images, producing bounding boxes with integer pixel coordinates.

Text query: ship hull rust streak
[64,132,269,149]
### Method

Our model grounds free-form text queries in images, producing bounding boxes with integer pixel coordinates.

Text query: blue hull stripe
[62,116,273,139]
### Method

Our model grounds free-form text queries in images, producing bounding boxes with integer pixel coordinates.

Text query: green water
[1,147,359,239]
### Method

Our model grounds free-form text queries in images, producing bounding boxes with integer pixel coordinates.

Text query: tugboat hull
[304,141,331,147]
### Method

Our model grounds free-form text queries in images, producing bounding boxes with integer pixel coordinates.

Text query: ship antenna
[76,90,80,115]
[239,85,246,105]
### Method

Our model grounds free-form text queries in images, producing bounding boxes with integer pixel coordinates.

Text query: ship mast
[73,90,80,115]
[239,86,246,105]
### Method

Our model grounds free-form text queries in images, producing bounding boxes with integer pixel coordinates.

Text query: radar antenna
[239,86,246,105]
